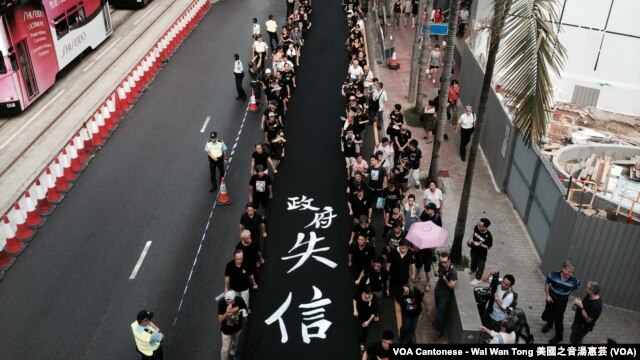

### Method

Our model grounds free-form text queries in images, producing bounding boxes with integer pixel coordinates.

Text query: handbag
[375,196,385,209]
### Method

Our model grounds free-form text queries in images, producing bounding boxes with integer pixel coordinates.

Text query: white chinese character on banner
[282,232,337,273]
[304,206,337,229]
[287,196,320,211]
[264,292,293,343]
[567,347,577,356]
[299,286,332,344]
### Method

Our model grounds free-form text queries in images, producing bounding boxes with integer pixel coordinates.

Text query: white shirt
[458,112,475,129]
[459,9,469,23]
[373,143,394,167]
[488,330,516,344]
[372,88,387,111]
[234,60,243,74]
[423,188,444,208]
[266,19,278,33]
[348,65,364,80]
[253,40,268,53]
[253,23,261,36]
[363,70,374,88]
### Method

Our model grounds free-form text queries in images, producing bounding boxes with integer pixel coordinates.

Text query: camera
[437,264,446,279]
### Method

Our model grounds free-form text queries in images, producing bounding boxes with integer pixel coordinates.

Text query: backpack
[368,92,381,112]
[508,307,534,344]
[503,288,517,310]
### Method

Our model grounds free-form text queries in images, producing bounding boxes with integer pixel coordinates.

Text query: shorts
[253,195,270,209]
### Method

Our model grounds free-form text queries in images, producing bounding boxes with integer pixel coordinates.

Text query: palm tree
[427,0,460,182]
[414,0,434,112]
[450,0,566,264]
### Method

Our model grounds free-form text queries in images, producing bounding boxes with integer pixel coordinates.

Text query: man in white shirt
[265,15,278,51]
[233,54,247,101]
[455,105,475,161]
[371,82,387,131]
[373,137,394,175]
[457,7,470,37]
[348,59,364,83]
[206,131,228,192]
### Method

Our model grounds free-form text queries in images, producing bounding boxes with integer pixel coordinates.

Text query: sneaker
[468,270,475,274]
[470,279,480,286]
[548,337,563,345]
[541,324,552,334]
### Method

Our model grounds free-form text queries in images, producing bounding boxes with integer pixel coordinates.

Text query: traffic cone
[82,125,96,155]
[248,90,259,112]
[116,86,127,117]
[107,95,119,125]
[216,177,232,205]
[23,191,44,228]
[3,216,25,256]
[69,139,86,172]
[34,179,55,215]
[60,150,79,183]
[0,247,16,270]
[45,168,64,204]
[53,159,72,193]
[90,116,105,147]
[387,51,400,70]
[12,204,35,242]
[102,104,114,131]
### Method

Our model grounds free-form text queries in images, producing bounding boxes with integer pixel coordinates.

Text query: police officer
[131,310,164,359]
[206,131,227,192]
[233,54,247,101]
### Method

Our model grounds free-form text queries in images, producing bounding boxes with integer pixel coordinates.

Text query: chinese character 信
[281,232,337,273]
[264,286,333,344]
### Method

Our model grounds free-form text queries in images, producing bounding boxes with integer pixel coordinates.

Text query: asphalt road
[0,0,283,358]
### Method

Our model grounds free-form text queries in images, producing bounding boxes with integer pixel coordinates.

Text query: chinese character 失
[281,232,337,273]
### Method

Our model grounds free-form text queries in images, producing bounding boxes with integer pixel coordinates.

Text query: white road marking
[83,37,122,72]
[172,104,251,327]
[129,241,153,279]
[134,3,159,26]
[0,90,66,150]
[200,116,210,133]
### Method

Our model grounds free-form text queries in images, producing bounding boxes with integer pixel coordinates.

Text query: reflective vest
[131,321,160,356]
[207,141,224,158]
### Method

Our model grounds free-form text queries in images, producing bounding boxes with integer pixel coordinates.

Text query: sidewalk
[369,24,640,344]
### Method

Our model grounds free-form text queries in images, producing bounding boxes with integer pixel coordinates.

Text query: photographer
[434,252,458,338]
[480,270,516,331]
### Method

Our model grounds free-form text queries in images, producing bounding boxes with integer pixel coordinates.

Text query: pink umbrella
[406,221,448,249]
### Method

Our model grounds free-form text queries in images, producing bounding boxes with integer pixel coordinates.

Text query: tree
[414,0,434,112]
[450,0,566,264]
[427,0,460,183]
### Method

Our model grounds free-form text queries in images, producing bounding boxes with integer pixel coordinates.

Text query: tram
[0,0,113,115]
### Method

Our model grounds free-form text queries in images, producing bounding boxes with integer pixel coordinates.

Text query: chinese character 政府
[264,286,333,344]
[281,231,337,273]
[287,196,320,211]
[304,206,337,229]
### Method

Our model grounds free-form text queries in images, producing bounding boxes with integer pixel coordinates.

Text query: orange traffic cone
[387,51,400,70]
[2,216,25,256]
[216,177,232,205]
[248,90,259,112]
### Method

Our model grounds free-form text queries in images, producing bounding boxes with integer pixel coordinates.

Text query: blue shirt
[546,271,581,299]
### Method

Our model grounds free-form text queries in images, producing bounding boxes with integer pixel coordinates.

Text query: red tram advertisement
[0,0,112,115]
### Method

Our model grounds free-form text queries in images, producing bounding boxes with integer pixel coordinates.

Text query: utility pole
[407,0,425,103]
[414,0,434,112]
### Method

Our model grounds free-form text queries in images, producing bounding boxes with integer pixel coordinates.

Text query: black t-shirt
[347,178,368,197]
[218,297,247,335]
[265,120,283,140]
[250,174,272,195]
[393,130,411,149]
[384,230,406,253]
[236,241,261,274]
[252,151,270,171]
[270,139,286,160]
[349,194,372,218]
[352,223,376,242]
[349,243,376,275]
[389,110,404,127]
[342,134,360,157]
[573,297,603,329]
[435,266,458,296]
[419,211,442,227]
[392,162,410,183]
[387,248,415,285]
[469,225,493,258]
[365,341,392,360]
[382,187,403,210]
[353,294,378,322]
[363,266,389,293]
[396,288,424,317]
[368,165,386,190]
[239,212,265,241]
[224,260,253,292]
[405,147,422,169]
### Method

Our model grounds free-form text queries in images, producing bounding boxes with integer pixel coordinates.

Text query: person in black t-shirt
[467,218,493,285]
[383,223,406,257]
[249,165,273,213]
[394,284,428,344]
[251,143,277,175]
[347,172,368,196]
[239,203,267,243]
[353,287,378,350]
[224,249,258,307]
[570,281,603,344]
[386,239,417,292]
[349,235,376,279]
[218,291,247,360]
[363,330,393,360]
[350,215,377,246]
[435,252,458,337]
[348,188,372,225]
[357,256,389,297]
[235,229,265,277]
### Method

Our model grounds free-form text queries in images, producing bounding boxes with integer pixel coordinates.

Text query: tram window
[8,51,17,71]
[67,8,86,29]
[0,52,6,74]
[54,14,68,38]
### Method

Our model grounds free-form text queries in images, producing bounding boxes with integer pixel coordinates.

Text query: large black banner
[242,1,359,359]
